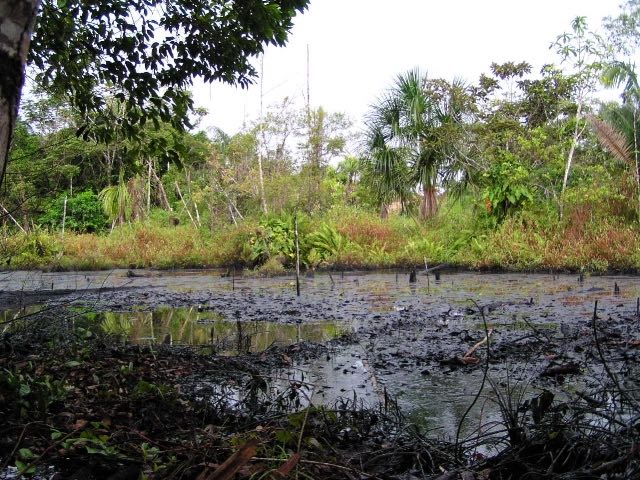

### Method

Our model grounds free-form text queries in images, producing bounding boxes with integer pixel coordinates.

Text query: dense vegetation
[2,4,640,273]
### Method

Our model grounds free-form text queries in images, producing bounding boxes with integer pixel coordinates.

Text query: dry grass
[3,207,639,273]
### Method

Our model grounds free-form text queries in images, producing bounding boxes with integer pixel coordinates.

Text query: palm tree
[363,69,471,220]
[336,155,360,203]
[98,169,133,228]
[591,61,640,222]
[361,121,412,217]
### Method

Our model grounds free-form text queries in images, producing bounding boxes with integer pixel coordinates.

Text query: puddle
[85,307,352,354]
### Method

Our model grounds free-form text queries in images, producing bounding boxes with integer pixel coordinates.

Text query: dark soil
[1,270,639,479]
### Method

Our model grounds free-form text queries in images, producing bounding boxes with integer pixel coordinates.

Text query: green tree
[552,16,604,217]
[0,0,309,188]
[38,190,108,233]
[591,61,640,221]
[297,107,351,212]
[603,0,640,56]
[363,69,472,219]
[335,155,360,204]
[360,127,413,217]
[99,170,133,227]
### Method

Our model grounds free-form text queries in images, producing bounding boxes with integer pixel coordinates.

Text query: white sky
[193,0,622,136]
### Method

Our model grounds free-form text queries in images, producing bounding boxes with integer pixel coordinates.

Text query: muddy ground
[1,269,639,478]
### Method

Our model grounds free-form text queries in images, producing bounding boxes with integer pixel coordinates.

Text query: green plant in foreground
[15,447,37,476]
[57,426,121,458]
[483,156,535,222]
[249,217,297,266]
[0,368,67,419]
[306,223,348,260]
[3,228,60,268]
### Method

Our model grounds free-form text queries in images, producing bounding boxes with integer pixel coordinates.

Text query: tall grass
[2,200,639,272]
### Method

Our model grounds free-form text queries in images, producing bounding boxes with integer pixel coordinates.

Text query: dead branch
[463,329,494,359]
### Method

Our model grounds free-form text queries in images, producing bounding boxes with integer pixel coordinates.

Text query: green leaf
[19,448,36,460]
[16,459,36,475]
[19,384,31,397]
[275,430,294,444]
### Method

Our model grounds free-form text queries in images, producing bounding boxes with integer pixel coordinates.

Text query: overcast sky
[193,0,622,136]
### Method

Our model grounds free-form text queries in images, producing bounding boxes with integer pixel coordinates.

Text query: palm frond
[601,61,640,104]
[588,114,633,165]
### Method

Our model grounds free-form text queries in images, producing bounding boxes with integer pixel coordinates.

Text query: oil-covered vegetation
[2,7,640,273]
[1,275,639,479]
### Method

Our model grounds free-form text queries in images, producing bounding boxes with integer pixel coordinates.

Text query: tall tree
[0,0,309,188]
[297,106,351,212]
[364,69,472,219]
[0,0,40,189]
[552,16,604,218]
[593,61,640,222]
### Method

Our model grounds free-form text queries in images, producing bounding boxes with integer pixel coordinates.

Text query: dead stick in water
[464,329,494,358]
[294,213,300,297]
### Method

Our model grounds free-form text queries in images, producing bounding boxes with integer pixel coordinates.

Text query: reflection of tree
[100,312,133,337]
[130,312,151,341]
[99,309,346,349]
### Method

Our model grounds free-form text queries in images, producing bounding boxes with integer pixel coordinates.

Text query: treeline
[2,5,640,272]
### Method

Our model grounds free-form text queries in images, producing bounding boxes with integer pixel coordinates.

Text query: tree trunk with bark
[0,0,40,188]
[420,185,438,220]
[560,101,584,219]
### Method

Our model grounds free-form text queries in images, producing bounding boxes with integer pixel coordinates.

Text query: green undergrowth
[2,200,640,273]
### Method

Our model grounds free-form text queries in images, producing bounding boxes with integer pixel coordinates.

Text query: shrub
[255,256,287,276]
[38,190,108,233]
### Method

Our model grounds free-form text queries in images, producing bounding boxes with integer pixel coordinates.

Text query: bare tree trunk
[560,101,583,219]
[0,0,41,188]
[147,158,152,216]
[634,108,640,224]
[257,152,268,215]
[184,170,201,227]
[256,54,268,215]
[0,202,25,232]
[151,164,172,212]
[175,181,197,228]
[420,185,438,220]
[211,176,243,223]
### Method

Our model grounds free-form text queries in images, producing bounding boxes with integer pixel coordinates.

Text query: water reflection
[98,307,349,353]
[2,270,638,444]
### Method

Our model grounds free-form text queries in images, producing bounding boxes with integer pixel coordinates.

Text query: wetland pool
[2,269,638,442]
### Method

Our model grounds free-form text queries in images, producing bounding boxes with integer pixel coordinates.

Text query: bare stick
[61,195,67,238]
[294,213,300,297]
[591,300,639,410]
[455,300,491,460]
[175,181,197,227]
[0,202,26,233]
[463,329,494,359]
